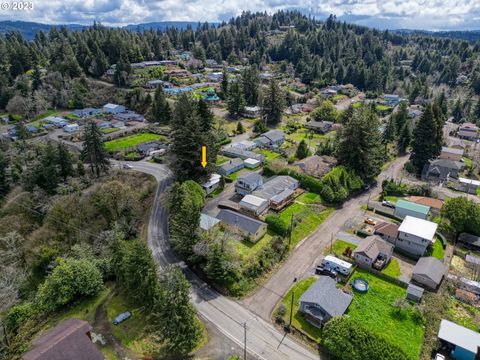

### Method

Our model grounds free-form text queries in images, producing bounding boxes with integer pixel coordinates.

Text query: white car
[122,164,133,169]
[434,354,445,360]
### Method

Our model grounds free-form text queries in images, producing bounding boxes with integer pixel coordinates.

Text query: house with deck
[397,216,438,257]
[235,172,263,195]
[254,130,285,149]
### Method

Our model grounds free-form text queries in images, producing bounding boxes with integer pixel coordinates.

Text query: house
[233,140,257,151]
[137,142,164,156]
[458,233,480,251]
[457,177,480,194]
[353,235,394,270]
[412,256,447,289]
[205,59,219,67]
[244,158,260,169]
[440,146,464,161]
[465,254,480,269]
[44,116,68,128]
[252,175,299,210]
[242,106,261,118]
[26,125,39,134]
[374,221,399,244]
[239,194,269,216]
[394,199,430,220]
[383,94,401,106]
[63,124,80,133]
[207,72,223,82]
[165,68,190,77]
[298,276,353,328]
[222,146,264,162]
[437,320,480,360]
[259,72,273,80]
[200,213,221,231]
[408,109,423,119]
[114,111,145,122]
[216,209,267,242]
[22,318,104,360]
[103,103,126,114]
[98,121,112,129]
[164,86,193,95]
[235,172,263,195]
[254,130,285,149]
[405,196,443,214]
[293,155,336,178]
[406,283,424,303]
[217,158,244,176]
[458,122,478,141]
[72,108,100,118]
[202,173,221,195]
[145,80,173,89]
[304,120,333,134]
[422,158,464,183]
[459,277,480,296]
[203,88,220,104]
[397,216,438,257]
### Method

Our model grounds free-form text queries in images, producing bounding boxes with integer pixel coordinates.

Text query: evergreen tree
[411,105,440,173]
[383,116,397,144]
[253,119,268,134]
[398,122,412,154]
[152,266,202,355]
[56,143,74,181]
[262,79,284,125]
[196,99,214,132]
[0,150,9,196]
[339,104,354,125]
[32,65,42,92]
[436,90,448,117]
[393,102,408,134]
[227,81,246,117]
[311,100,337,123]
[205,243,228,282]
[295,139,309,159]
[114,53,131,87]
[474,98,480,125]
[336,107,383,183]
[220,67,229,98]
[151,87,172,124]
[81,121,110,177]
[236,121,245,134]
[452,99,463,123]
[242,66,259,106]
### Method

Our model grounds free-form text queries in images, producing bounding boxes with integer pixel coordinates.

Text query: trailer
[321,255,353,276]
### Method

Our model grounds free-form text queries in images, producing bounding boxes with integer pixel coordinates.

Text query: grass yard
[105,133,162,152]
[347,270,424,359]
[376,105,392,112]
[477,187,480,196]
[256,148,281,161]
[278,193,333,247]
[101,128,119,134]
[275,276,322,341]
[233,230,275,260]
[323,239,357,256]
[284,129,335,148]
[225,168,249,181]
[216,155,230,165]
[352,102,362,108]
[446,297,480,331]
[382,258,401,278]
[431,239,445,260]
[384,195,400,203]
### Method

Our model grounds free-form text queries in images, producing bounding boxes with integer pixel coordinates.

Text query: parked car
[364,218,377,225]
[434,354,445,360]
[315,265,337,278]
[123,164,133,169]
[382,200,395,208]
[113,311,131,325]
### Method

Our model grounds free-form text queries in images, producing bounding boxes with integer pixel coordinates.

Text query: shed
[412,257,447,289]
[202,173,221,195]
[63,124,80,133]
[438,319,480,360]
[406,283,424,303]
[458,233,480,251]
[239,195,269,216]
[244,158,260,169]
[394,199,430,220]
[200,213,220,231]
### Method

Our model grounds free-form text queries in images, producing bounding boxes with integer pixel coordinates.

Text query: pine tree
[262,79,284,125]
[227,81,245,117]
[242,66,259,106]
[383,116,397,144]
[398,122,412,154]
[81,121,110,177]
[411,105,439,173]
[152,266,202,355]
[197,99,214,132]
[0,150,9,197]
[220,67,229,98]
[474,98,480,125]
[32,65,42,92]
[452,99,463,123]
[295,139,309,159]
[151,87,172,124]
[56,143,74,181]
[236,121,245,134]
[336,107,383,182]
[114,53,131,87]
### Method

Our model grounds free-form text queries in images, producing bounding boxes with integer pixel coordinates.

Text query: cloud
[1,0,479,30]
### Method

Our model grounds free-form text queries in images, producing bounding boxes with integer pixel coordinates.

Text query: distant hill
[394,29,480,42]
[0,20,216,40]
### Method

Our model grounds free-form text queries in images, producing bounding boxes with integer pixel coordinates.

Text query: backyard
[446,297,480,331]
[347,270,424,359]
[323,239,357,256]
[104,133,163,152]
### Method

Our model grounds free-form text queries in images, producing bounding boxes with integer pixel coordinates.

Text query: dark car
[315,265,337,278]
[113,311,132,325]
[382,200,395,208]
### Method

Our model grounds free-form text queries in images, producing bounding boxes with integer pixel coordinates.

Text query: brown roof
[293,155,336,178]
[354,235,393,260]
[406,196,443,210]
[23,318,104,360]
[374,221,399,239]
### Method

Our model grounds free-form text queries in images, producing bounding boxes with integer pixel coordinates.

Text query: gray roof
[441,146,464,156]
[458,233,480,248]
[252,175,298,202]
[218,158,244,172]
[222,146,264,161]
[262,130,285,143]
[237,172,263,184]
[200,213,220,231]
[438,319,480,353]
[407,283,424,298]
[299,276,352,317]
[429,158,464,170]
[216,209,266,234]
[413,257,447,285]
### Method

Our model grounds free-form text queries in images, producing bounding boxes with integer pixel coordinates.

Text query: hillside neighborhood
[1,9,480,360]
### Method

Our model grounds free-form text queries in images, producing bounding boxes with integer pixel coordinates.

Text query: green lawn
[347,270,424,359]
[216,155,230,165]
[256,148,280,161]
[382,258,401,278]
[352,102,362,108]
[33,109,60,121]
[430,239,445,260]
[384,195,400,203]
[376,105,392,112]
[323,239,357,256]
[105,133,162,152]
[278,194,332,247]
[233,230,275,260]
[275,276,322,341]
[101,128,119,134]
[477,187,480,196]
[284,129,335,148]
[446,297,480,331]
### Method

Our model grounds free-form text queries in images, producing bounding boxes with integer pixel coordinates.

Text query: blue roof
[396,199,430,215]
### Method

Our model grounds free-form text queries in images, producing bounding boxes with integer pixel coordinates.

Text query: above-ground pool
[352,278,369,293]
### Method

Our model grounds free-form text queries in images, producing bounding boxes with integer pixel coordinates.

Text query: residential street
[122,161,320,360]
[241,154,410,320]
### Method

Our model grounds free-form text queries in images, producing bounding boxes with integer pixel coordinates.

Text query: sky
[1,0,480,31]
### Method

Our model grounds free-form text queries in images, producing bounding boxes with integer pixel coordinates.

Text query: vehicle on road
[315,265,338,278]
[382,200,395,208]
[113,311,131,325]
[364,218,377,225]
[123,164,133,169]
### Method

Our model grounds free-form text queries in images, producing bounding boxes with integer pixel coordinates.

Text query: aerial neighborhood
[1,9,480,360]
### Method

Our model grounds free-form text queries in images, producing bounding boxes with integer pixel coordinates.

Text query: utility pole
[288,277,297,332]
[243,322,247,360]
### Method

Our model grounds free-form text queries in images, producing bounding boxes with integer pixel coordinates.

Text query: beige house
[440,146,464,161]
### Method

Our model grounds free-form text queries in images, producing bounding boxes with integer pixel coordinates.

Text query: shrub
[4,302,37,330]
[265,214,289,236]
[322,316,410,360]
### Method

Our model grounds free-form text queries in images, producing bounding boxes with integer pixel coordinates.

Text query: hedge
[265,214,289,236]
[322,316,411,360]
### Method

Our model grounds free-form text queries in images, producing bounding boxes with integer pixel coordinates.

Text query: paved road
[241,154,410,320]
[121,161,319,360]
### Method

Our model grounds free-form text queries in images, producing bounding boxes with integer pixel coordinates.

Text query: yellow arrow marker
[201,145,207,168]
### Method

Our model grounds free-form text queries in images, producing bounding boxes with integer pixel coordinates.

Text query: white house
[103,103,126,114]
[397,216,438,257]
[63,124,80,133]
[202,174,221,195]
